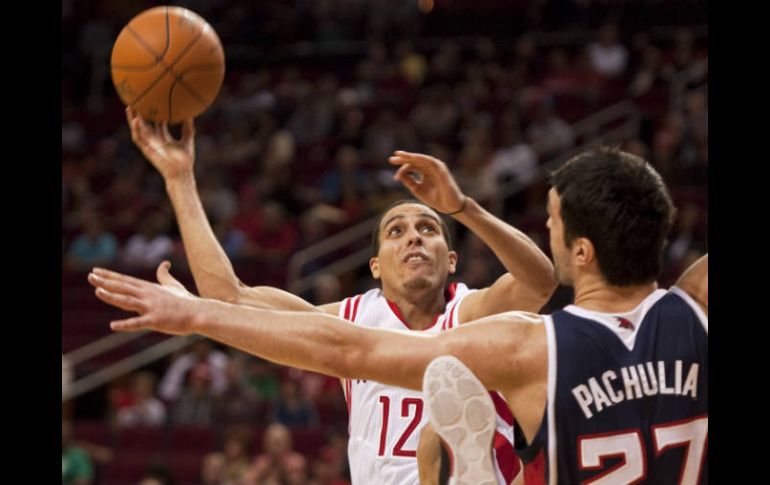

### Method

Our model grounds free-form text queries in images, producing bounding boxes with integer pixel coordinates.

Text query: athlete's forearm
[453,197,556,298]
[165,173,243,301]
[190,299,438,389]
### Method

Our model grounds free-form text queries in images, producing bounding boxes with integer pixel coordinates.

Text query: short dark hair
[549,146,676,286]
[371,199,453,256]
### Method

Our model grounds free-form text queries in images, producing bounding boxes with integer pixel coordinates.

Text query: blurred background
[62,1,707,484]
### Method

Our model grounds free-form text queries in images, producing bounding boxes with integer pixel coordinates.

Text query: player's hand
[126,106,195,181]
[87,266,199,336]
[389,151,466,215]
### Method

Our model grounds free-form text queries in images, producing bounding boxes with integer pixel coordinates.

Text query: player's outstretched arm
[126,108,331,314]
[389,151,557,319]
[675,253,708,315]
[87,267,541,394]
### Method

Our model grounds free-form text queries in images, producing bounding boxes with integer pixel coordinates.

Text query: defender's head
[547,147,676,286]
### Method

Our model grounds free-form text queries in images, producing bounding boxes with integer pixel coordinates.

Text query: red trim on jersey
[524,450,547,485]
[351,295,362,322]
[343,298,352,320]
[385,299,442,331]
[446,298,460,330]
[490,392,514,427]
[444,281,458,302]
[493,431,521,484]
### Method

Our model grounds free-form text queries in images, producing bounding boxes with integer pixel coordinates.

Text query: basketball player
[90,147,707,484]
[123,108,557,484]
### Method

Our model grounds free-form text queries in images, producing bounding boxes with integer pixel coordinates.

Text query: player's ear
[370,257,381,279]
[447,251,458,274]
[573,237,595,267]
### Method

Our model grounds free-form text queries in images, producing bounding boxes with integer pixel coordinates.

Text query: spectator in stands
[172,362,218,425]
[197,452,226,485]
[629,45,664,97]
[243,424,305,485]
[665,202,707,273]
[489,123,538,187]
[243,358,280,402]
[311,429,351,485]
[269,378,320,429]
[243,201,299,264]
[212,355,263,425]
[283,454,310,485]
[121,212,175,270]
[115,371,166,428]
[587,22,628,78]
[62,419,94,485]
[310,273,342,306]
[321,145,371,208]
[225,428,254,483]
[159,340,229,402]
[65,211,118,271]
[526,97,575,158]
[212,217,249,262]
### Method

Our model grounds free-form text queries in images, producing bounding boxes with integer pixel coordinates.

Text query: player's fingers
[393,151,440,167]
[394,166,421,193]
[156,261,186,290]
[161,123,174,143]
[393,163,417,182]
[94,287,145,313]
[182,118,195,147]
[88,273,143,299]
[110,316,151,333]
[91,267,148,289]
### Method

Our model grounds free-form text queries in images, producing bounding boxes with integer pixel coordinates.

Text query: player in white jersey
[339,283,519,485]
[121,110,557,484]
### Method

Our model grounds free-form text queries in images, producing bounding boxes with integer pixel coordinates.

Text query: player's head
[370,199,456,293]
[547,146,676,286]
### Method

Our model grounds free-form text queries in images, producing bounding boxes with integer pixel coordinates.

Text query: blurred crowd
[62,1,707,484]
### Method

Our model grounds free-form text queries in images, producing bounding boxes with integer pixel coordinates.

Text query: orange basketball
[110,6,225,124]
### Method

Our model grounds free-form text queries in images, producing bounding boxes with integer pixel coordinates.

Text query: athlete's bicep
[458,275,548,323]
[437,313,546,393]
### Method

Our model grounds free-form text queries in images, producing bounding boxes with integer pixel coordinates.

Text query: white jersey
[339,283,520,485]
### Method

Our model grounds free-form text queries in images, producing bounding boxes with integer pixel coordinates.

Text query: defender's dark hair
[371,199,452,256]
[549,146,676,286]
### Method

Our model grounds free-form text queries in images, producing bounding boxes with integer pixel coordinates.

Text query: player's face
[371,204,457,294]
[547,188,574,285]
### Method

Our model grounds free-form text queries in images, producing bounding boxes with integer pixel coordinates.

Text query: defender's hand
[88,266,199,335]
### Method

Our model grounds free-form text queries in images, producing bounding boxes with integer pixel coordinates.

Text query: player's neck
[573,275,659,313]
[381,286,446,330]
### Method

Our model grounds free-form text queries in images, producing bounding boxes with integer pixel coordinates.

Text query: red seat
[117,427,167,453]
[170,426,216,453]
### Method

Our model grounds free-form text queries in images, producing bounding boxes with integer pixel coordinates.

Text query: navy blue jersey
[519,288,708,485]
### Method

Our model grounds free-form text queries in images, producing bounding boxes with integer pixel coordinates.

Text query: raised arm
[675,253,708,315]
[126,108,330,313]
[389,151,557,319]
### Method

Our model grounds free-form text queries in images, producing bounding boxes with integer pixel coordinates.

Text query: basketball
[110,6,225,124]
